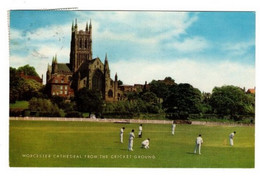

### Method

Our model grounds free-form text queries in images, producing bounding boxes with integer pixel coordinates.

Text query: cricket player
[120,127,125,143]
[229,131,236,146]
[128,129,135,151]
[141,138,150,149]
[172,121,176,135]
[194,134,203,155]
[138,124,143,138]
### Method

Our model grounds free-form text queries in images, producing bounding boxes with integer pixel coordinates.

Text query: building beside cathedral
[46,19,120,102]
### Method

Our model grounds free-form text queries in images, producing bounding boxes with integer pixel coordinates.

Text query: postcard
[9,10,255,168]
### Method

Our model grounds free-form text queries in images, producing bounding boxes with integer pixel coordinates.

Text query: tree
[149,80,170,100]
[10,66,43,103]
[74,88,104,116]
[17,64,39,77]
[21,79,43,100]
[141,91,158,104]
[10,67,23,103]
[209,85,255,118]
[118,80,123,86]
[51,95,75,112]
[149,77,176,100]
[29,97,61,116]
[163,83,202,119]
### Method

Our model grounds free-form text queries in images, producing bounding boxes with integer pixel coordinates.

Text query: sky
[9,10,255,93]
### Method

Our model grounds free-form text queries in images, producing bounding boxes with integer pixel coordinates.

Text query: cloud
[110,58,255,93]
[75,11,199,45]
[222,40,255,56]
[10,55,47,81]
[167,36,209,52]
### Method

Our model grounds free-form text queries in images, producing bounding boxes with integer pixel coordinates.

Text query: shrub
[65,111,83,118]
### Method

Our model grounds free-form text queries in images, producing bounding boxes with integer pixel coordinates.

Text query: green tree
[51,95,75,112]
[21,79,43,100]
[149,77,175,100]
[10,66,43,103]
[10,67,23,103]
[163,83,202,119]
[141,91,158,104]
[127,92,140,101]
[29,97,60,116]
[209,85,255,118]
[17,64,39,77]
[118,80,123,86]
[74,88,104,116]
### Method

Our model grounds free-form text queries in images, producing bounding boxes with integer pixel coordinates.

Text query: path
[9,117,253,127]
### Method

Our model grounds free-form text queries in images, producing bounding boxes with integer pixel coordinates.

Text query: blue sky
[9,11,255,92]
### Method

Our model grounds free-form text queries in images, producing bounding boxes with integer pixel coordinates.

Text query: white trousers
[128,139,134,151]
[120,133,123,143]
[230,138,234,146]
[172,129,175,135]
[194,143,201,154]
[142,144,149,149]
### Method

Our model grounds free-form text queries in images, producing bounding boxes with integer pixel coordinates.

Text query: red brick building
[19,72,43,84]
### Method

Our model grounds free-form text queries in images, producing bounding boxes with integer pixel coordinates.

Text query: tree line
[10,65,255,122]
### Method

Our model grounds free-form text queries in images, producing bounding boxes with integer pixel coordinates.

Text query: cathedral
[46,19,120,102]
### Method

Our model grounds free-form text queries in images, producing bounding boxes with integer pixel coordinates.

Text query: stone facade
[46,19,119,101]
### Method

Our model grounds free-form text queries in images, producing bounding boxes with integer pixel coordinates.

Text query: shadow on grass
[120,149,129,151]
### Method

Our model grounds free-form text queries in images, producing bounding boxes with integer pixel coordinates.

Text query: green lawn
[9,120,255,168]
[10,101,29,109]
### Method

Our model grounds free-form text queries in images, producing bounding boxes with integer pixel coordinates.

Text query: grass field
[9,120,255,168]
[9,101,29,109]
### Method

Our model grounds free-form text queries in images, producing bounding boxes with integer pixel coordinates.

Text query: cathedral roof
[57,63,72,73]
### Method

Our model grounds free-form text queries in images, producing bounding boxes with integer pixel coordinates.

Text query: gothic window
[108,90,113,97]
[79,39,82,48]
[92,69,104,92]
[85,39,88,49]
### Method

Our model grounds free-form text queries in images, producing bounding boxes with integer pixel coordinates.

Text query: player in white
[172,121,176,135]
[120,127,125,143]
[141,138,150,149]
[229,131,236,146]
[128,129,135,151]
[138,124,143,138]
[194,134,203,155]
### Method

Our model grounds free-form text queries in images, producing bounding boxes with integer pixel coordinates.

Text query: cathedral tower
[70,19,93,72]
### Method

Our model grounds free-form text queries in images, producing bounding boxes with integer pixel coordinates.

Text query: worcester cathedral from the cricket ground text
[46,19,121,102]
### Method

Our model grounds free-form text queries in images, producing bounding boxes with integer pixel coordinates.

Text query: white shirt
[129,132,135,140]
[229,133,235,139]
[139,126,142,131]
[172,124,176,129]
[142,139,149,146]
[120,128,124,134]
[196,136,203,145]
